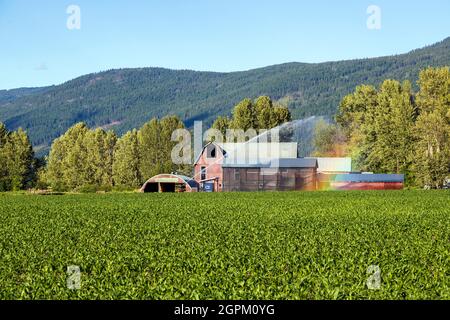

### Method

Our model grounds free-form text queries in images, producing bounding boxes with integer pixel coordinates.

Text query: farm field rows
[0,191,448,299]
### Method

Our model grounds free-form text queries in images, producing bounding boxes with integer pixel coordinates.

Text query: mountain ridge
[1,37,449,156]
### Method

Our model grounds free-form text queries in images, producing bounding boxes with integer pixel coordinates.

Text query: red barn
[193,143,226,192]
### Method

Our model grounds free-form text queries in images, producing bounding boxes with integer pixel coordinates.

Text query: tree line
[313,67,450,188]
[0,116,187,192]
[42,116,188,191]
[0,96,289,192]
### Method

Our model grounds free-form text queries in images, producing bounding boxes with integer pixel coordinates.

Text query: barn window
[206,145,216,159]
[201,166,207,180]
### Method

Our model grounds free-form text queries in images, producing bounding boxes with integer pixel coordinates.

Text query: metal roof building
[140,174,199,193]
[334,174,404,183]
[217,142,298,165]
[222,158,317,168]
[222,158,318,192]
[328,173,404,190]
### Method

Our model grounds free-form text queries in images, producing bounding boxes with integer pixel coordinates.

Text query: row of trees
[43,116,187,191]
[313,67,450,188]
[0,124,36,191]
[0,95,290,192]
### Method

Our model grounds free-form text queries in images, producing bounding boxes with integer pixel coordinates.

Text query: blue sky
[0,0,449,90]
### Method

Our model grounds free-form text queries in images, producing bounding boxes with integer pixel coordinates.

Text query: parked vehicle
[443,178,450,189]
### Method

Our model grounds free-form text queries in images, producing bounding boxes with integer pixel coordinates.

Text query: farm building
[329,173,404,190]
[193,142,298,192]
[308,157,353,190]
[140,174,199,193]
[222,158,318,192]
[142,142,404,193]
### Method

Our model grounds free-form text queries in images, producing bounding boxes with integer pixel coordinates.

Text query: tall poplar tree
[0,123,9,191]
[231,98,256,131]
[336,85,378,171]
[138,118,161,179]
[2,128,34,190]
[212,116,232,138]
[83,128,117,187]
[159,115,186,174]
[112,129,141,188]
[46,122,89,190]
[368,80,415,175]
[412,67,450,188]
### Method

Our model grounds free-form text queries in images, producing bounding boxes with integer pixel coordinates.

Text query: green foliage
[75,184,113,193]
[159,115,187,174]
[46,123,87,190]
[412,67,450,188]
[84,129,117,187]
[0,124,35,191]
[138,118,161,180]
[211,96,291,142]
[0,191,448,299]
[413,112,449,188]
[0,123,10,191]
[312,119,347,157]
[212,116,232,138]
[231,98,256,131]
[2,37,449,155]
[335,67,449,187]
[254,96,274,129]
[45,123,117,191]
[367,80,416,174]
[335,85,378,170]
[112,130,141,188]
[45,115,187,191]
[137,115,188,180]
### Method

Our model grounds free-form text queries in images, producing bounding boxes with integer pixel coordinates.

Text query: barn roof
[333,174,404,183]
[194,141,298,165]
[222,158,317,168]
[140,173,199,192]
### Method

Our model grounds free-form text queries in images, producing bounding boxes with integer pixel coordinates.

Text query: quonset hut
[140,174,199,193]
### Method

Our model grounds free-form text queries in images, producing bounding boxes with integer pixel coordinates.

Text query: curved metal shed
[140,174,198,193]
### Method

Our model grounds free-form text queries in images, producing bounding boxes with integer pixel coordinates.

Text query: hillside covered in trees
[1,37,450,156]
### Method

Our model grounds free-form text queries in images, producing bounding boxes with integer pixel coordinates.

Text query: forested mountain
[1,37,449,156]
[0,87,51,104]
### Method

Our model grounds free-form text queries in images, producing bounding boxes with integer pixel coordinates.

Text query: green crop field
[0,191,448,300]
